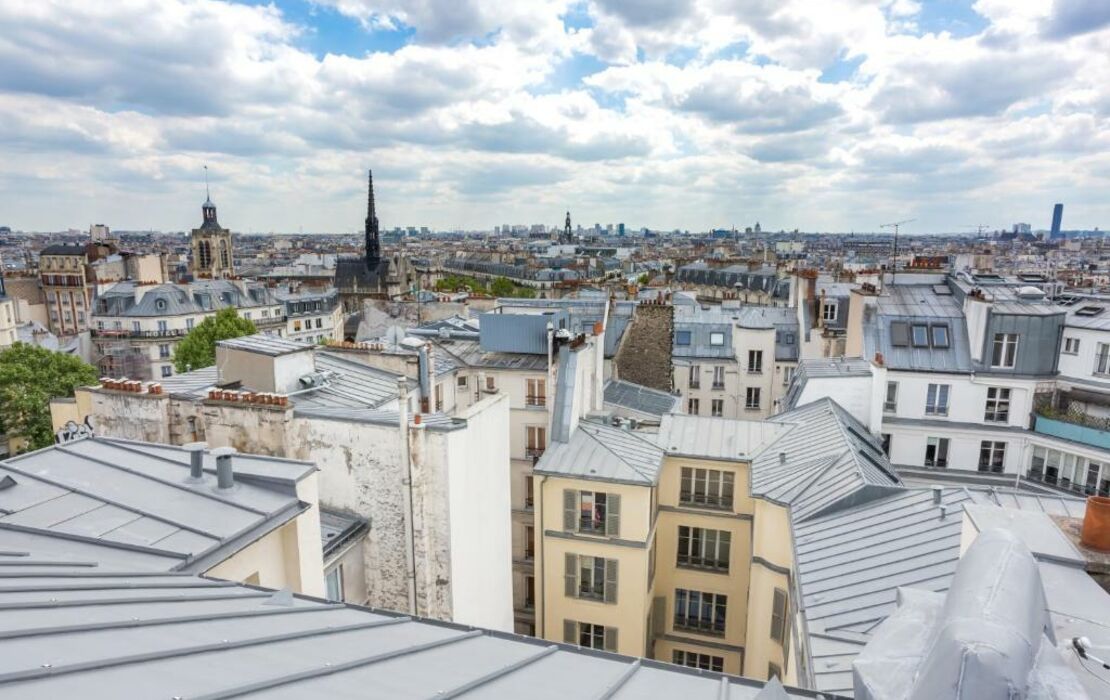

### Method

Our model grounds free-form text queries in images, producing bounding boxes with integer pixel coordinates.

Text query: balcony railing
[1034,411,1110,451]
[525,395,547,407]
[91,328,190,339]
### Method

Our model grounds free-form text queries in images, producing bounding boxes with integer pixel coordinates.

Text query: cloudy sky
[2,0,1109,234]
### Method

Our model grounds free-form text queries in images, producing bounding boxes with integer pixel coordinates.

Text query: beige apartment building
[533,400,908,686]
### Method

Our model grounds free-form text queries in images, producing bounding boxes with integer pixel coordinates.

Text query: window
[822,302,837,321]
[673,650,724,673]
[132,321,141,333]
[315,317,322,328]
[911,324,929,347]
[526,426,546,458]
[884,381,898,413]
[157,320,168,333]
[770,588,787,643]
[243,312,251,320]
[979,441,1006,473]
[783,366,795,386]
[925,437,949,467]
[745,387,761,410]
[709,332,724,346]
[564,620,616,651]
[457,375,468,389]
[890,321,909,346]
[186,318,194,330]
[689,365,701,389]
[712,366,725,389]
[524,476,534,508]
[991,333,1018,368]
[159,343,170,358]
[881,433,891,456]
[748,350,763,373]
[562,489,621,536]
[674,589,727,635]
[524,575,535,608]
[984,387,1011,422]
[711,399,724,417]
[564,554,618,603]
[524,525,534,560]
[434,383,443,411]
[680,467,734,509]
[688,398,699,415]
[160,365,173,378]
[925,384,949,416]
[677,526,730,572]
[293,320,302,332]
[1096,343,1110,376]
[1064,337,1080,354]
[675,330,691,346]
[324,564,344,602]
[526,378,546,406]
[485,375,496,391]
[931,324,949,348]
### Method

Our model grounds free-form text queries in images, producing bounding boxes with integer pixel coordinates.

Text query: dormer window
[155,299,167,311]
[709,332,725,346]
[911,324,929,347]
[676,330,692,346]
[890,322,909,347]
[931,324,950,348]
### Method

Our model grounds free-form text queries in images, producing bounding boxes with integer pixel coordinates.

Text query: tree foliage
[489,276,515,297]
[173,307,257,373]
[0,343,98,451]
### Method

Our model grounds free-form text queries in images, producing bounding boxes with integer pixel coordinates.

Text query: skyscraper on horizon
[1051,203,1064,239]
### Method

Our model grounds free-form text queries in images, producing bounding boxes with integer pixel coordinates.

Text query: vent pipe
[183,442,207,481]
[779,451,787,465]
[212,446,237,489]
[932,485,943,505]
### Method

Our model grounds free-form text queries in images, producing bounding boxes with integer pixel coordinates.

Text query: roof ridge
[578,423,660,482]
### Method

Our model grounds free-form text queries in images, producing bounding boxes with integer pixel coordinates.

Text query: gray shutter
[603,626,618,652]
[564,619,577,644]
[564,553,578,598]
[604,558,618,604]
[563,490,577,532]
[652,596,666,635]
[605,493,621,537]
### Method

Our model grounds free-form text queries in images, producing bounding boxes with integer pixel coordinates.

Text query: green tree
[511,285,536,298]
[637,273,651,285]
[174,307,257,373]
[0,343,98,451]
[490,276,516,297]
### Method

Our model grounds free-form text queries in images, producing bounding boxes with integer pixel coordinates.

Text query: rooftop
[603,379,680,419]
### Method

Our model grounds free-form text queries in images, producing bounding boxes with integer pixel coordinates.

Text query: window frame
[911,324,929,348]
[925,383,950,416]
[925,436,949,468]
[748,349,763,373]
[991,333,1018,368]
[676,525,731,573]
[884,381,898,413]
[745,387,761,410]
[674,588,728,636]
[984,387,1011,423]
[930,324,950,348]
[679,467,735,510]
[711,398,724,417]
[709,332,725,346]
[978,440,1007,473]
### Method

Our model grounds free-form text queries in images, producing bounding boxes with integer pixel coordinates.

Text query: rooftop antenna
[880,218,915,287]
[963,224,991,237]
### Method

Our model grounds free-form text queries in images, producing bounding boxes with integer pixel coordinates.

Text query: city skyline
[1,0,1109,233]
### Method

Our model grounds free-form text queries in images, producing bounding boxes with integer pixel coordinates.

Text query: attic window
[890,322,909,347]
[709,332,725,346]
[931,324,950,348]
[675,330,692,346]
[1076,306,1104,317]
[155,299,167,311]
[911,324,929,347]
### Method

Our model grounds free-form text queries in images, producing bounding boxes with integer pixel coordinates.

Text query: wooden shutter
[564,553,578,598]
[771,588,786,642]
[563,490,577,532]
[605,493,621,536]
[603,558,618,604]
[603,626,618,652]
[652,596,666,635]
[564,619,577,644]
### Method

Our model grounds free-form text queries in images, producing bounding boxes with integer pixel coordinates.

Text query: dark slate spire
[200,165,219,230]
[365,169,380,269]
[562,211,572,244]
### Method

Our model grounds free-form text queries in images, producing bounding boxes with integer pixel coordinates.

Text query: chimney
[1080,496,1110,552]
[183,441,207,481]
[212,446,237,490]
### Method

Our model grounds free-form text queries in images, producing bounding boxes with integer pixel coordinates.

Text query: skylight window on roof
[911,324,929,347]
[1076,306,1104,317]
[709,332,725,346]
[676,330,691,346]
[931,324,950,348]
[890,321,909,347]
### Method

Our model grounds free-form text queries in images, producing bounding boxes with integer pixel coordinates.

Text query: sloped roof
[657,414,787,461]
[863,285,973,373]
[292,352,407,410]
[604,379,680,419]
[535,420,664,485]
[782,358,871,410]
[752,399,902,521]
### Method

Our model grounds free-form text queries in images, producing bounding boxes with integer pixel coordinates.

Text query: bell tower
[190,168,235,279]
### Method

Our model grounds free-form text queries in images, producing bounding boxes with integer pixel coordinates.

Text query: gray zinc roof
[657,414,787,461]
[864,285,973,373]
[535,420,665,485]
[218,333,313,357]
[436,339,551,371]
[604,379,680,419]
[291,352,408,410]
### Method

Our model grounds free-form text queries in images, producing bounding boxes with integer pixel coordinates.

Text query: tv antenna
[964,224,991,237]
[881,219,915,286]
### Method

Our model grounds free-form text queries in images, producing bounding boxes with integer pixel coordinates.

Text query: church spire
[365,169,380,269]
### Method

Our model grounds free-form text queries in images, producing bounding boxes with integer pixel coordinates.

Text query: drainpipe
[547,321,555,431]
[537,474,547,639]
[397,376,418,616]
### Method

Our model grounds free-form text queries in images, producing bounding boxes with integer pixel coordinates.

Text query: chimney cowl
[212,446,237,490]
[183,441,207,481]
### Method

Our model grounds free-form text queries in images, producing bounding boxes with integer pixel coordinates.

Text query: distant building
[1051,203,1064,239]
[190,194,235,279]
[335,170,412,311]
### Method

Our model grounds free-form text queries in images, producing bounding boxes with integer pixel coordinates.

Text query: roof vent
[0,475,16,491]
[779,451,787,465]
[1016,286,1045,301]
[932,485,943,504]
[212,446,237,490]
[183,441,207,481]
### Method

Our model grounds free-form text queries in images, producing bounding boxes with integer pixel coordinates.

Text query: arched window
[198,240,212,269]
[219,239,230,269]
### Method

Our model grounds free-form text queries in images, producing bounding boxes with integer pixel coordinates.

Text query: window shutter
[652,596,666,635]
[605,493,621,536]
[603,627,618,652]
[564,619,577,644]
[564,553,578,598]
[604,558,618,604]
[563,490,577,532]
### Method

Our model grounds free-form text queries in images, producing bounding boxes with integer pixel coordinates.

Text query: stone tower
[190,189,235,280]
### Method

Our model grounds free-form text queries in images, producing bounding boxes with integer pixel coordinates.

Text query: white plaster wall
[883,371,1035,426]
[1058,325,1110,389]
[796,375,873,426]
[444,392,514,631]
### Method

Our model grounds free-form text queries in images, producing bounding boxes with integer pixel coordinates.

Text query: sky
[1,0,1109,234]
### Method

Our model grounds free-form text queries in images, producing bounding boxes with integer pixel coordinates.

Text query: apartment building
[673,262,790,306]
[91,279,285,379]
[275,288,343,343]
[673,305,799,419]
[58,333,513,632]
[0,269,15,347]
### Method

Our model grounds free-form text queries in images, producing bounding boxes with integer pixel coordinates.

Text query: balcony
[525,395,547,408]
[91,328,189,339]
[1033,411,1110,451]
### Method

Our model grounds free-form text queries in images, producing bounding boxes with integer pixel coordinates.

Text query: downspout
[537,474,548,639]
[397,377,418,615]
[547,321,555,433]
